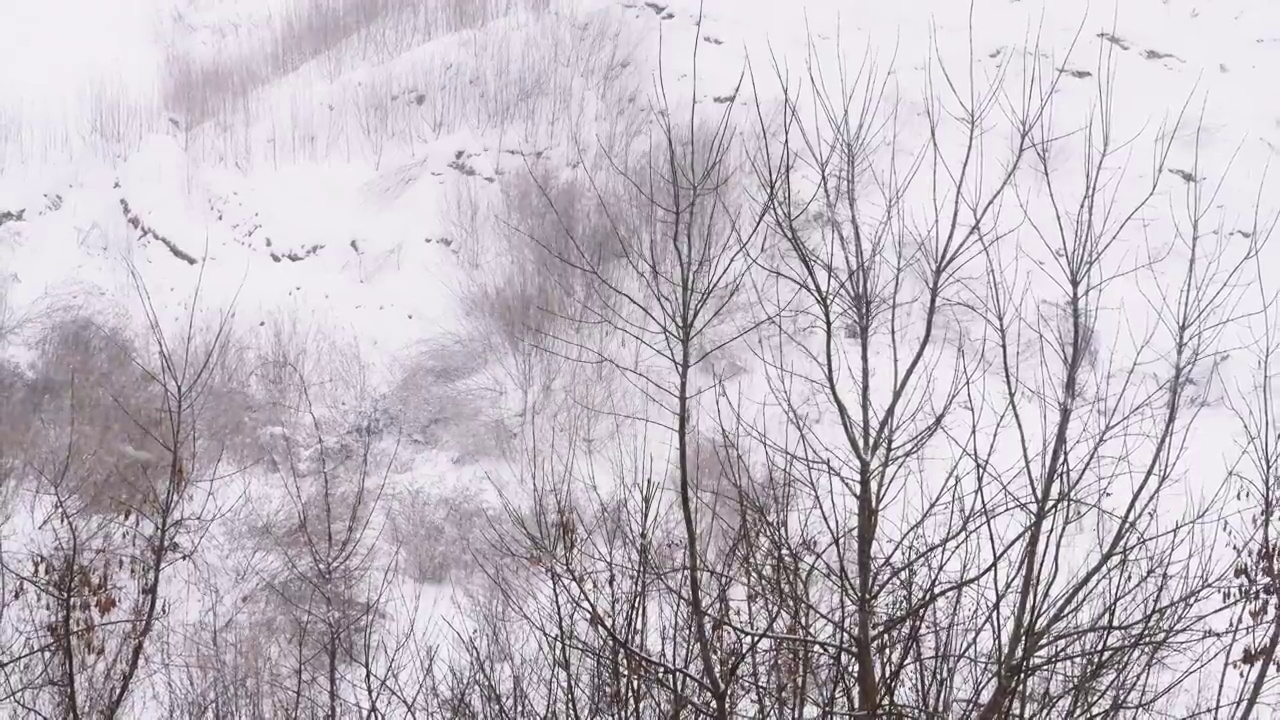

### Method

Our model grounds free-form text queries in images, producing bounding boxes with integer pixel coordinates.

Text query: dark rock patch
[448,151,481,177]
[119,197,198,265]
[269,244,324,263]
[1097,32,1131,50]
[1142,48,1182,62]
[0,209,25,228]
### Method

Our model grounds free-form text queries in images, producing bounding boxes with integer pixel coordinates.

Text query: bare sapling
[0,259,238,717]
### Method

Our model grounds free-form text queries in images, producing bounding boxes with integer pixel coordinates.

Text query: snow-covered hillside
[2,0,1280,716]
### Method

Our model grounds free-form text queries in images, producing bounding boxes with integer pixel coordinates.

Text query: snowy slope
[3,0,1276,366]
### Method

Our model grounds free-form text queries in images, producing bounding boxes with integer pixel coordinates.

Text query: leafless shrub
[244,311,375,436]
[189,319,423,719]
[353,74,393,169]
[0,286,31,500]
[0,259,239,717]
[0,278,19,345]
[0,359,25,484]
[389,335,508,459]
[1217,207,1280,716]
[23,311,162,514]
[387,483,494,586]
[395,167,626,462]
[81,81,157,161]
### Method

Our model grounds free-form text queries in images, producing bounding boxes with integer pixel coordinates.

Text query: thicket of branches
[4,22,1280,720]
[174,6,642,171]
[2,0,592,167]
[392,26,1280,717]
[163,0,555,126]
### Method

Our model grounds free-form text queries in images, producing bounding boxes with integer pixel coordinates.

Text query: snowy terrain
[2,0,1276,369]
[3,0,1280,716]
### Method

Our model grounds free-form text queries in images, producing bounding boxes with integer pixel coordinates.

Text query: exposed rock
[118,197,198,265]
[270,244,324,263]
[1097,32,1131,50]
[0,209,25,228]
[1142,48,1182,62]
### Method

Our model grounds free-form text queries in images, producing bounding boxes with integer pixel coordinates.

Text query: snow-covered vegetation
[3,0,1280,716]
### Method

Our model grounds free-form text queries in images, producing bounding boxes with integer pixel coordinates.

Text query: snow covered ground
[2,0,1280,715]
[2,0,1276,364]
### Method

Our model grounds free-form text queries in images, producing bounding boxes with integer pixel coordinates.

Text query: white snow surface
[2,0,1276,362]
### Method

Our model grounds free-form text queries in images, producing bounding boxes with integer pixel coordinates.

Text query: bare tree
[224,326,412,719]
[1219,201,1280,718]
[439,17,786,715]
[0,261,237,718]
[733,21,1270,718]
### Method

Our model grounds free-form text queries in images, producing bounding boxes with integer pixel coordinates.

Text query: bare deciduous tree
[449,24,779,718]
[0,261,237,718]
[430,22,1278,720]
[732,24,1269,718]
